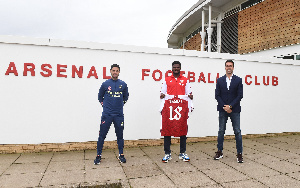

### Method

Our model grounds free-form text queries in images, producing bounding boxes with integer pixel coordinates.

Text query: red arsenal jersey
[160,74,192,97]
[161,97,189,137]
[165,75,188,95]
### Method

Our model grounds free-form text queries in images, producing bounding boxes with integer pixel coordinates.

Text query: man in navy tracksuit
[94,64,129,164]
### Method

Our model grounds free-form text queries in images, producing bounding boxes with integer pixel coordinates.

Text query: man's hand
[226,108,232,113]
[223,105,232,113]
[188,94,193,100]
[101,102,103,106]
[223,105,231,112]
[160,93,165,99]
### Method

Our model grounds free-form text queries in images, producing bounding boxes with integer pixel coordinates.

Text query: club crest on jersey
[119,85,122,89]
[108,86,111,91]
[170,80,172,82]
[101,121,105,124]
[180,80,184,83]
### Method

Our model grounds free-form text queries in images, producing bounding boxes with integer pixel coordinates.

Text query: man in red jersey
[160,61,193,163]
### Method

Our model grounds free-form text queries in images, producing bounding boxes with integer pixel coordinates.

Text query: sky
[0,0,198,48]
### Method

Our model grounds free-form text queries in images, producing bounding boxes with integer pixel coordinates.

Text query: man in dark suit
[214,60,244,163]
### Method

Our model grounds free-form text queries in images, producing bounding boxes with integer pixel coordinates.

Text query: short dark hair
[110,64,120,71]
[225,60,234,67]
[172,61,181,68]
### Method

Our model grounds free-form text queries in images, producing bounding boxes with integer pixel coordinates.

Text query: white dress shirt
[226,74,233,90]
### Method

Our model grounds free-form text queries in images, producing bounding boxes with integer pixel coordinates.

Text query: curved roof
[167,0,246,48]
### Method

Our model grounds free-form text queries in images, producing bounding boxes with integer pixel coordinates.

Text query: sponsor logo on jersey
[114,91,122,97]
[169,99,183,103]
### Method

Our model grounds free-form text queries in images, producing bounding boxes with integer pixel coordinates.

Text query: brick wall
[181,33,203,51]
[1,132,299,154]
[238,0,300,54]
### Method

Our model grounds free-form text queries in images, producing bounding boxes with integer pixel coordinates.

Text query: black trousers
[164,136,186,154]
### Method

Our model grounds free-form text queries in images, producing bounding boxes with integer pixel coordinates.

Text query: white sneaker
[179,153,190,162]
[162,154,172,163]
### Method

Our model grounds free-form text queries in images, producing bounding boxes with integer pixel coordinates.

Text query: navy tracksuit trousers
[97,113,124,156]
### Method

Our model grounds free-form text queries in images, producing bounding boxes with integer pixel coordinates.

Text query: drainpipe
[217,13,223,53]
[200,10,206,51]
[206,4,213,52]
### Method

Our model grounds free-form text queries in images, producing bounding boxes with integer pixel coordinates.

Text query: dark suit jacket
[215,74,243,113]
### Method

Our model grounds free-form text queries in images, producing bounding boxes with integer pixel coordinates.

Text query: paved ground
[0,134,299,188]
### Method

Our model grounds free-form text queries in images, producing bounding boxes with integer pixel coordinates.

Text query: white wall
[246,44,300,59]
[0,36,299,144]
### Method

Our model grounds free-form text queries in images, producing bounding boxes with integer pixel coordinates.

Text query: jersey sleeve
[160,80,167,94]
[123,83,129,104]
[98,82,106,104]
[185,80,192,95]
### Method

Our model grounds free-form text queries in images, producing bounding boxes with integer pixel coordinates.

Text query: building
[167,0,300,60]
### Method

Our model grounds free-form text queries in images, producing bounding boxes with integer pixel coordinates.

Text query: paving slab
[287,156,300,166]
[231,160,280,178]
[288,171,300,181]
[241,147,269,161]
[84,165,126,185]
[0,134,299,187]
[123,163,162,179]
[287,147,300,154]
[128,174,175,188]
[40,169,85,187]
[0,172,42,188]
[252,155,299,174]
[0,154,21,175]
[254,137,283,144]
[51,150,84,162]
[168,170,216,187]
[221,179,267,188]
[271,136,300,144]
[187,152,217,171]
[15,152,53,163]
[258,174,300,187]
[47,161,84,173]
[202,166,249,184]
[4,162,48,174]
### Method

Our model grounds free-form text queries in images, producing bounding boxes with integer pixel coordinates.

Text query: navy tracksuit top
[98,79,129,115]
